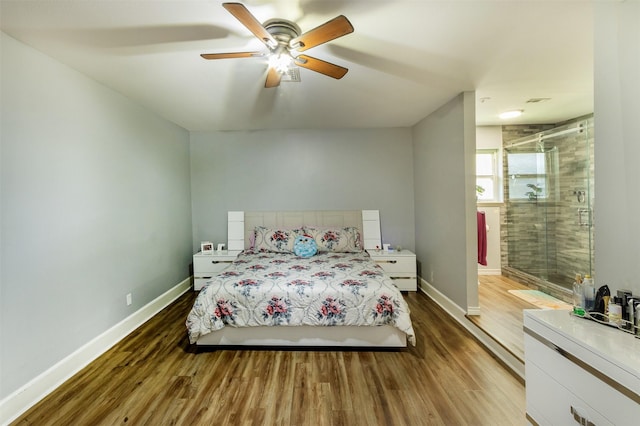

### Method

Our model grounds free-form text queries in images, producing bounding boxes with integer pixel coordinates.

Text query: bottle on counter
[572,274,585,317]
[628,298,638,332]
[608,297,623,326]
[592,284,610,315]
[582,275,595,311]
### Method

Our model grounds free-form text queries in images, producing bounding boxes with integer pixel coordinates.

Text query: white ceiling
[0,0,594,132]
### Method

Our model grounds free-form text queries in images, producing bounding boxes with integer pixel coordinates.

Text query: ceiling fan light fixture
[499,110,523,119]
[269,52,294,74]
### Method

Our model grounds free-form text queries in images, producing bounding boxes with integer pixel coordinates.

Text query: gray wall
[413,93,478,311]
[0,34,193,399]
[593,1,640,296]
[190,128,416,253]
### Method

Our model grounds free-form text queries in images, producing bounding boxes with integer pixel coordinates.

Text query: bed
[186,210,416,348]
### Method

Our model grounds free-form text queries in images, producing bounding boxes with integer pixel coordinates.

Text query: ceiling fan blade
[201,52,263,60]
[265,67,282,88]
[289,15,354,52]
[295,55,348,79]
[223,2,277,49]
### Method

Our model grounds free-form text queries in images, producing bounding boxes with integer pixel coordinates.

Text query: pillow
[303,226,362,253]
[252,226,302,253]
[293,235,318,258]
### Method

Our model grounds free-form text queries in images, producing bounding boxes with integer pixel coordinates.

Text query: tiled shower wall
[499,115,595,302]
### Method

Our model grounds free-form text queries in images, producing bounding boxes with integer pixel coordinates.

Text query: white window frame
[476,149,502,203]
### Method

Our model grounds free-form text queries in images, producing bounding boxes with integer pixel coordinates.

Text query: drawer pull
[377,260,397,264]
[570,406,595,426]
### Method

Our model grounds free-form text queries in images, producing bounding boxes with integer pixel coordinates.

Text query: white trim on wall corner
[418,277,524,380]
[467,306,481,316]
[0,278,191,426]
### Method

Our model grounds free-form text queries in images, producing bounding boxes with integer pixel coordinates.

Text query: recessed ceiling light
[499,110,523,119]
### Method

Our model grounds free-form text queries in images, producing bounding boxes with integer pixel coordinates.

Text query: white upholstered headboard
[227,210,382,253]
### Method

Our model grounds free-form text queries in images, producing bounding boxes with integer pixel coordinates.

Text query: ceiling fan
[201,2,354,88]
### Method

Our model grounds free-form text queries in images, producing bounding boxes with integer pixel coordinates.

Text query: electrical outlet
[126,293,132,306]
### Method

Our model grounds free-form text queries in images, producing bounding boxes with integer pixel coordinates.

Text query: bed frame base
[196,325,407,347]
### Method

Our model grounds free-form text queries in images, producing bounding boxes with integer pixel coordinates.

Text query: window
[506,152,547,200]
[476,149,501,202]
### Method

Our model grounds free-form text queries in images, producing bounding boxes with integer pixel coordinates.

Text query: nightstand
[193,250,238,291]
[367,249,417,291]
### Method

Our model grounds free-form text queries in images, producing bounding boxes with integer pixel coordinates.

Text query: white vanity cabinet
[193,251,237,291]
[524,309,640,426]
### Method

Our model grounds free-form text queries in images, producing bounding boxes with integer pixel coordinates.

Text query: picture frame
[217,243,225,252]
[200,241,213,254]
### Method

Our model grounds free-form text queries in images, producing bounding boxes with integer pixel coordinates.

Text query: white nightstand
[367,249,417,291]
[193,250,238,291]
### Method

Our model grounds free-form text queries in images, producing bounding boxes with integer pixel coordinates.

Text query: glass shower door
[505,119,594,290]
[506,144,553,281]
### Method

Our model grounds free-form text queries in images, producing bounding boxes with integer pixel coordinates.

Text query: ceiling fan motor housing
[263,19,301,48]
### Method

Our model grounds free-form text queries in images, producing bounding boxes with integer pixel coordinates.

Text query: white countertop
[524,309,640,396]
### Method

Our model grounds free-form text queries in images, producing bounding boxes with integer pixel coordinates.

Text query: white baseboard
[419,277,467,318]
[418,277,524,380]
[0,278,191,426]
[478,268,501,275]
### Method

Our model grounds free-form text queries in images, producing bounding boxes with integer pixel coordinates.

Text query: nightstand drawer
[372,256,414,273]
[194,257,234,274]
[390,276,417,291]
[193,250,238,291]
[194,278,214,292]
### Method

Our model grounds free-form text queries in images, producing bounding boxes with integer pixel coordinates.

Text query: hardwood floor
[470,275,538,362]
[12,291,525,426]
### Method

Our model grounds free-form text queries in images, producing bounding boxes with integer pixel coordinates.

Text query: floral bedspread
[186,250,416,345]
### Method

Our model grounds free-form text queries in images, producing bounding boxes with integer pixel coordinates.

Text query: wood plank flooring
[12,291,525,426]
[469,275,538,362]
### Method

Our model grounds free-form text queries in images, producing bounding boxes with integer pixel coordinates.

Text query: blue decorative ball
[294,235,317,258]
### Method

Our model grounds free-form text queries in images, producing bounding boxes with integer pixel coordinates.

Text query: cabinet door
[526,361,613,426]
